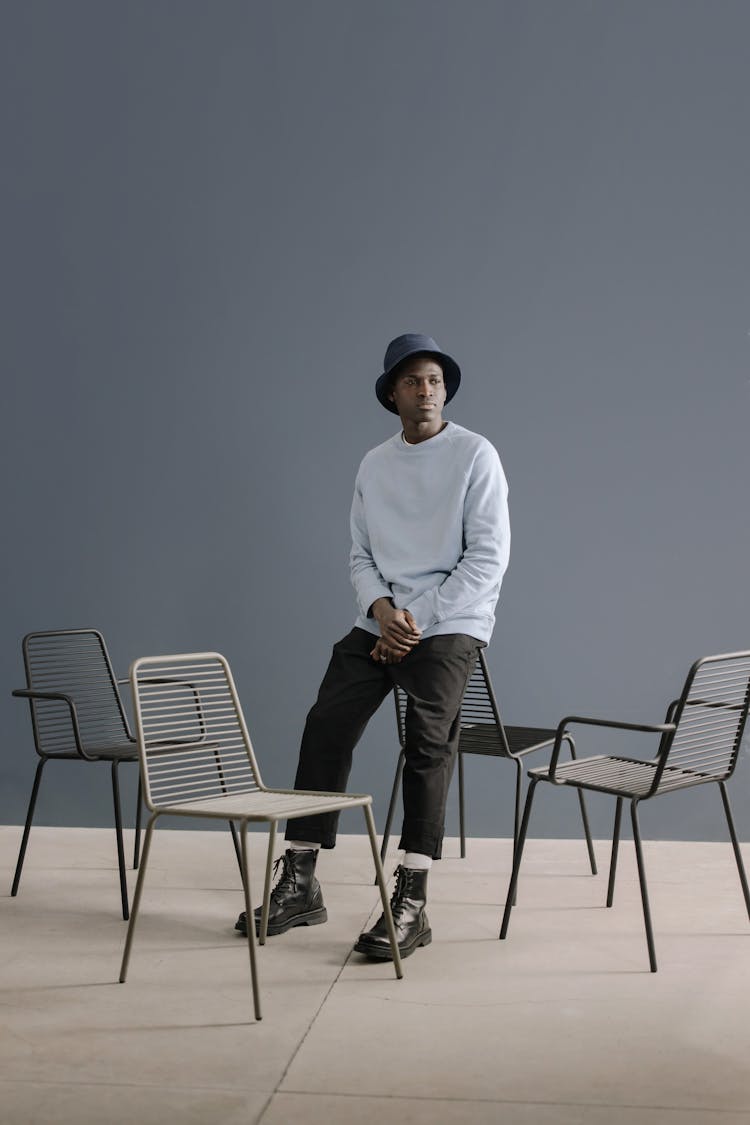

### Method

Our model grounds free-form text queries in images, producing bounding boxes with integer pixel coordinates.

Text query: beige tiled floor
[1,826,749,1124]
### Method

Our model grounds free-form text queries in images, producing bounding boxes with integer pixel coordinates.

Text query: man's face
[388,356,446,422]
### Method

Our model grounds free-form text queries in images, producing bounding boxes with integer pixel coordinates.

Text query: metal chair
[119,652,403,1021]
[500,650,750,971]
[380,649,598,878]
[11,629,145,920]
[11,628,243,920]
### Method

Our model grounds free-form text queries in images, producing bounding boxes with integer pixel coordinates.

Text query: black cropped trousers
[285,627,481,859]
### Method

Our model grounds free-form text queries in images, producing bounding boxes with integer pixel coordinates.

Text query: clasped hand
[369,598,421,665]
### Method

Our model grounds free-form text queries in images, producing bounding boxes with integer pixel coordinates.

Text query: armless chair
[500,650,750,971]
[12,629,143,919]
[380,649,598,878]
[119,652,402,1021]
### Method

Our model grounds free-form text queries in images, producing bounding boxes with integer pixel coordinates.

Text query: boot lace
[389,866,411,919]
[270,853,297,901]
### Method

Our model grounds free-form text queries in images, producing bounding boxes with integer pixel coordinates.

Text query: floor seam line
[0,1077,275,1095]
[275,1089,750,1113]
[257,897,386,1124]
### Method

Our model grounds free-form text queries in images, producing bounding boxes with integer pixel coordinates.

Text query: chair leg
[513,759,522,848]
[229,821,243,876]
[259,821,277,945]
[719,781,750,920]
[133,773,143,870]
[606,798,623,908]
[119,814,158,983]
[364,804,403,979]
[499,778,539,939]
[630,800,657,972]
[111,760,130,921]
[511,758,523,907]
[458,751,466,859]
[11,758,46,896]
[566,736,597,875]
[239,821,262,1021]
[379,750,405,867]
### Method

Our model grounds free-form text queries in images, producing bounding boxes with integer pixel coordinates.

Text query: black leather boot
[354,865,432,960]
[235,848,327,937]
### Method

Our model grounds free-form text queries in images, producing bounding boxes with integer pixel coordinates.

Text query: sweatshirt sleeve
[403,442,510,633]
[350,470,393,617]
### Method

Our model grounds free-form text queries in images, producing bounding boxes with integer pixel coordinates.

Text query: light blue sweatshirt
[350,421,510,644]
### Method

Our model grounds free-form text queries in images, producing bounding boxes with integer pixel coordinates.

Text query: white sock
[288,840,320,852]
[402,851,432,870]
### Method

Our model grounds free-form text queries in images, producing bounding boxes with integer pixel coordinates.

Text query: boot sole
[235,908,328,937]
[353,928,432,960]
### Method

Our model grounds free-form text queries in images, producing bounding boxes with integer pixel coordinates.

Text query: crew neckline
[399,421,453,448]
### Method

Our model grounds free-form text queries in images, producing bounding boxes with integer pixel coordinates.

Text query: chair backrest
[130,652,262,811]
[654,651,750,792]
[393,648,511,755]
[22,629,131,756]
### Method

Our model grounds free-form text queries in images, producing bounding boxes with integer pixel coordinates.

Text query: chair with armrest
[499,650,750,971]
[12,629,145,919]
[118,652,403,1021]
[11,628,244,920]
[380,648,598,879]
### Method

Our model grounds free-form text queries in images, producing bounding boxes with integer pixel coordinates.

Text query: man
[236,333,510,959]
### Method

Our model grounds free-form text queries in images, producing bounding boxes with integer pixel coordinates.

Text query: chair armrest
[664,698,681,724]
[548,714,676,778]
[130,670,208,724]
[13,688,73,701]
[11,689,95,760]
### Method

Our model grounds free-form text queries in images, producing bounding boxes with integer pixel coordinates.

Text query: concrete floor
[1,825,750,1124]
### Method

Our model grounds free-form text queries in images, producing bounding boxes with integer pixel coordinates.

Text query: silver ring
[380,654,387,662]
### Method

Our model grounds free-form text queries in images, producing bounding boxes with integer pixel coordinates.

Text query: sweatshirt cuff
[356,577,393,619]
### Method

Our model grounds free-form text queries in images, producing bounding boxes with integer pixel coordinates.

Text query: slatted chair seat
[532,755,712,797]
[500,650,750,971]
[119,652,403,1022]
[72,740,141,760]
[461,723,559,756]
[165,789,369,819]
[25,739,139,761]
[380,650,597,878]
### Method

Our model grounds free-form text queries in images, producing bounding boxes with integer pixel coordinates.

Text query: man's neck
[401,418,447,445]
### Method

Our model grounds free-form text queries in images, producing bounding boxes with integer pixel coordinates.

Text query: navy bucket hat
[375,333,461,414]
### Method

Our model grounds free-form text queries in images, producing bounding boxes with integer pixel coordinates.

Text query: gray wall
[2,0,749,843]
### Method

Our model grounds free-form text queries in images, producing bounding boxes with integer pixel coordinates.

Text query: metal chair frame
[500,650,750,971]
[119,652,403,1021]
[380,649,598,879]
[12,629,146,920]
